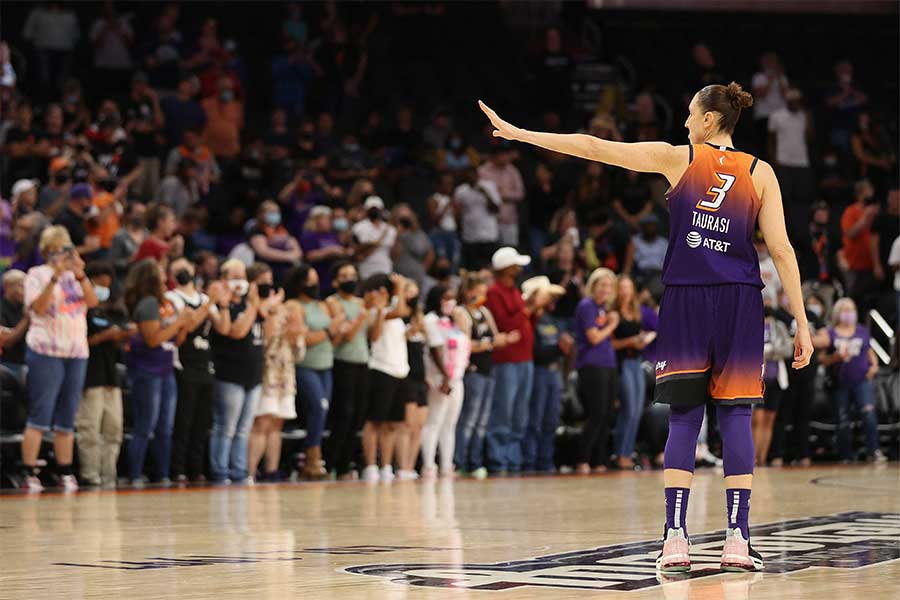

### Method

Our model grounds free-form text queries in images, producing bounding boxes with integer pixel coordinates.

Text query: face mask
[333,217,349,231]
[302,283,320,299]
[367,208,382,221]
[823,155,838,168]
[434,266,451,280]
[399,217,413,229]
[763,306,774,318]
[839,311,856,326]
[257,283,274,298]
[807,304,823,318]
[228,279,249,296]
[174,270,193,286]
[338,280,357,294]
[440,299,457,316]
[129,216,144,229]
[264,212,281,226]
[220,90,235,103]
[94,285,110,303]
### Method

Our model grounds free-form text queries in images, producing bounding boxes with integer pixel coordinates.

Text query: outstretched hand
[478,100,523,142]
[792,327,813,370]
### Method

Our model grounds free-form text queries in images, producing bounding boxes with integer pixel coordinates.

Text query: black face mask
[433,266,451,280]
[174,270,193,286]
[763,306,775,318]
[407,295,419,308]
[398,217,413,229]
[338,280,358,294]
[257,283,274,298]
[367,208,382,221]
[302,283,320,299]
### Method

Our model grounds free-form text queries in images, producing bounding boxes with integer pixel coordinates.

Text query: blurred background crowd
[0,1,897,491]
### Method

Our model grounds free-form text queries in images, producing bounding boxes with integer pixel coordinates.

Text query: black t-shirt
[210,300,264,389]
[613,173,653,216]
[173,291,215,383]
[0,299,26,364]
[5,126,41,182]
[124,96,160,157]
[614,316,642,361]
[407,339,426,382]
[84,308,128,388]
[54,206,87,247]
[533,314,563,367]
[465,306,494,376]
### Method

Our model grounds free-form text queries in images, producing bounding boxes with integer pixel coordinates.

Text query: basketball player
[479,82,813,573]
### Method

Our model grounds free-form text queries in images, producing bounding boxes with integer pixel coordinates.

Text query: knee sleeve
[718,404,755,477]
[664,404,705,472]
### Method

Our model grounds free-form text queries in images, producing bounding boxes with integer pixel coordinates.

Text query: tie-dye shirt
[24,265,88,358]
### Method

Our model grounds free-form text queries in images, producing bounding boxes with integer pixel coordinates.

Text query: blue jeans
[523,365,561,471]
[455,371,495,470]
[832,379,879,460]
[210,381,261,481]
[615,358,646,459]
[127,369,177,480]
[487,361,534,472]
[296,367,332,448]
[25,350,87,433]
[429,229,461,270]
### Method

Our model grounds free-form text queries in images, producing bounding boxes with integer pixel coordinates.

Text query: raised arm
[479,101,689,186]
[755,160,813,369]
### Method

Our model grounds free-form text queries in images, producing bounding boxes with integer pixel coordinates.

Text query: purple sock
[726,488,751,539]
[665,487,690,534]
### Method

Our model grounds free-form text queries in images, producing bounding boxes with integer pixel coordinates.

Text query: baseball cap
[491,246,531,271]
[11,179,36,199]
[364,196,385,210]
[521,275,566,301]
[70,183,93,200]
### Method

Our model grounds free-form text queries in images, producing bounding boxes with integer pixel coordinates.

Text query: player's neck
[703,133,734,149]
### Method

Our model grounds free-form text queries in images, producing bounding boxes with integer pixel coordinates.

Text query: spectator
[53,183,101,258]
[324,262,370,480]
[352,196,396,279]
[359,273,410,483]
[888,235,900,324]
[300,205,347,294]
[478,145,525,247]
[872,188,900,292]
[5,102,42,186]
[840,180,880,312]
[202,75,244,160]
[165,127,220,195]
[248,263,301,483]
[285,263,344,480]
[123,258,189,485]
[420,284,471,479]
[755,234,783,308]
[815,298,885,463]
[623,213,667,289]
[574,162,614,224]
[584,210,626,273]
[141,10,184,91]
[157,156,200,219]
[824,60,868,153]
[60,78,92,134]
[435,132,480,173]
[522,276,569,473]
[456,167,501,270]
[752,296,793,466]
[74,260,130,488]
[423,109,452,151]
[850,112,896,196]
[426,173,460,269]
[574,268,620,474]
[485,247,535,474]
[329,133,377,189]
[545,239,584,326]
[768,88,815,232]
[0,269,29,383]
[161,74,206,147]
[271,36,315,116]
[37,160,72,213]
[133,203,182,267]
[89,1,135,92]
[396,281,426,481]
[166,258,229,483]
[9,212,48,272]
[612,170,654,233]
[752,52,788,153]
[11,178,39,220]
[391,203,434,290]
[21,3,80,97]
[248,200,303,281]
[610,275,656,470]
[534,27,572,116]
[108,201,146,277]
[528,163,567,262]
[797,201,840,285]
[124,72,165,201]
[21,226,98,492]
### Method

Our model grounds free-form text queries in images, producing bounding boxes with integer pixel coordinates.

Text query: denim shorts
[25,349,88,433]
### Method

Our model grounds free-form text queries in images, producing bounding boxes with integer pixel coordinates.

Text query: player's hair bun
[725,81,754,110]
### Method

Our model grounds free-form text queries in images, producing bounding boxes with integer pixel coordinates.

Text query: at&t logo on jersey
[685,230,731,253]
[655,360,667,372]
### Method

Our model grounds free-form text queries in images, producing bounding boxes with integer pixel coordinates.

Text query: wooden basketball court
[2,465,899,599]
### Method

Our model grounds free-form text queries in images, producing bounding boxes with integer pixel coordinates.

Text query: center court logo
[344,512,900,592]
[686,231,703,248]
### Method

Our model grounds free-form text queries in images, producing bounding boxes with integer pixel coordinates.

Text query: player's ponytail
[697,81,754,134]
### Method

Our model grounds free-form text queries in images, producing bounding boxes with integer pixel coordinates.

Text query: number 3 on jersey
[697,172,736,212]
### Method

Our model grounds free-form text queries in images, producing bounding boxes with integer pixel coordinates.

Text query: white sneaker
[721,527,764,572]
[656,527,691,572]
[872,450,888,464]
[362,465,380,482]
[421,466,438,480]
[60,474,79,492]
[471,467,488,480]
[23,475,44,493]
[397,470,419,481]
[380,465,395,482]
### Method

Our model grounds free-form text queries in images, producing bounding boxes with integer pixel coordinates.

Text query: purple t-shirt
[828,325,871,387]
[300,230,343,292]
[127,296,177,376]
[574,297,617,369]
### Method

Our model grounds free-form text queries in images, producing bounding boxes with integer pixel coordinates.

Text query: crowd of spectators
[0,2,897,491]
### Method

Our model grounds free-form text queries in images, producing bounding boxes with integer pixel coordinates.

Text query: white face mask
[93,285,110,303]
[227,279,249,296]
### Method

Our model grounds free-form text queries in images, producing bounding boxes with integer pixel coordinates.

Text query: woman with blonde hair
[573,268,620,474]
[814,297,884,463]
[21,226,99,492]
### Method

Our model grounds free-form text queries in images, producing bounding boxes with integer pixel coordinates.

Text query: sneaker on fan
[656,527,691,572]
[362,465,380,483]
[720,528,764,572]
[380,465,395,482]
[60,474,79,492]
[397,470,419,481]
[22,475,44,493]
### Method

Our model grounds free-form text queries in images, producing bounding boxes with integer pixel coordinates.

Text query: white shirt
[752,71,788,119]
[23,7,80,51]
[768,108,810,168]
[430,193,457,232]
[887,235,900,292]
[90,16,134,69]
[352,219,396,279]
[423,312,470,384]
[368,312,409,379]
[455,181,501,243]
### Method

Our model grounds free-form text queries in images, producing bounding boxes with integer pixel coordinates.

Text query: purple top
[574,297,617,369]
[828,325,871,387]
[639,304,659,363]
[127,296,176,376]
[300,230,343,292]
